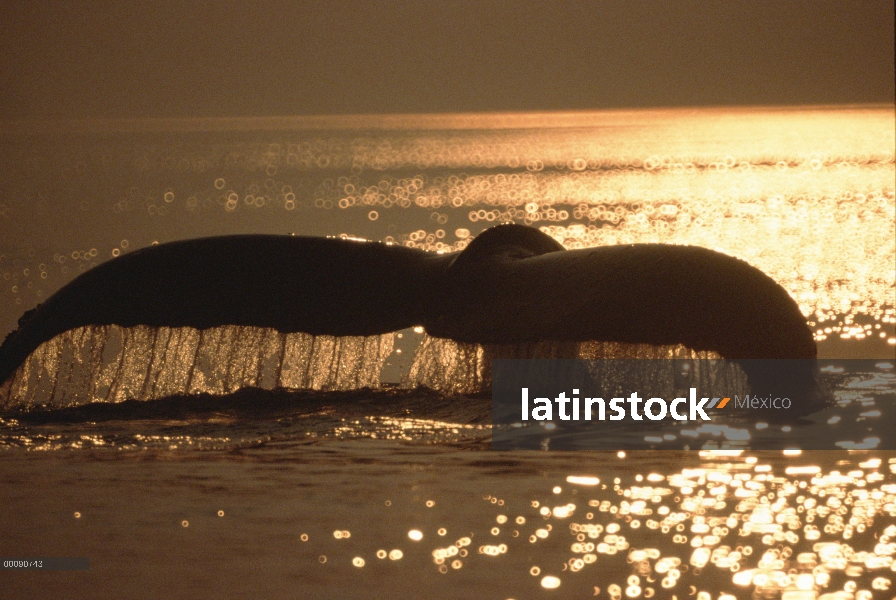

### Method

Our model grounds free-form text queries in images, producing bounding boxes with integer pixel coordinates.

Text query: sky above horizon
[1,1,893,120]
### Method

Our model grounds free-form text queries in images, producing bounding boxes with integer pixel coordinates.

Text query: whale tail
[0,226,819,409]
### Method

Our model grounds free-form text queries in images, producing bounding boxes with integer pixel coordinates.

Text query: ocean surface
[0,106,894,599]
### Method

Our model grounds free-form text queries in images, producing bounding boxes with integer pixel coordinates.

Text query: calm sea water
[0,107,894,599]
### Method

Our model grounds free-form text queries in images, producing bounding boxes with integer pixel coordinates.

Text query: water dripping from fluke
[0,325,394,411]
[0,321,733,413]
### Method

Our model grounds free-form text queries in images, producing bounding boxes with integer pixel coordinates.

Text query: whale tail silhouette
[0,225,817,408]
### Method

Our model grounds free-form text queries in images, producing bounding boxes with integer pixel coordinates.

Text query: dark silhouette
[0,225,817,399]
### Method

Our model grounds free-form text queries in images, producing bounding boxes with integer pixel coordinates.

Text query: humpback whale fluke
[432,225,817,360]
[0,225,816,400]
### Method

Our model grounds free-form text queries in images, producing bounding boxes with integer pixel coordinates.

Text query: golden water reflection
[272,450,895,599]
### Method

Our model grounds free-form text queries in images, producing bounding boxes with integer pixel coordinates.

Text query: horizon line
[1,103,893,135]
